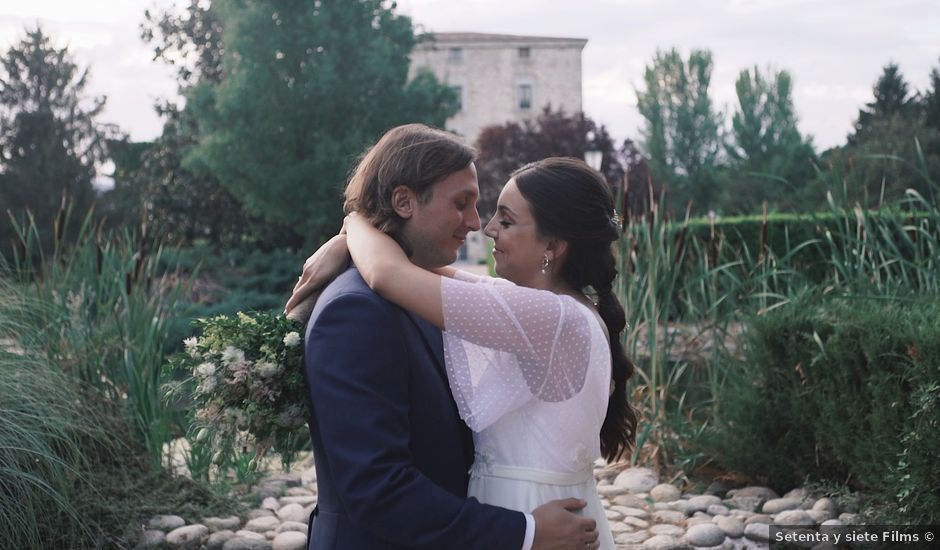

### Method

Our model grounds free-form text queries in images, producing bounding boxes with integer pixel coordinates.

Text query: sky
[1,0,938,151]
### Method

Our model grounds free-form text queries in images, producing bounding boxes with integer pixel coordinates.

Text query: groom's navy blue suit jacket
[303,267,526,549]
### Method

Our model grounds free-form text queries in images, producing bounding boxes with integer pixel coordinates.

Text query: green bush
[707,294,940,521]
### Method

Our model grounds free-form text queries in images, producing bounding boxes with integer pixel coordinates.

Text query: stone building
[408,32,588,141]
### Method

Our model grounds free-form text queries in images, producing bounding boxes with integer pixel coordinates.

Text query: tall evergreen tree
[182,0,457,246]
[636,48,722,212]
[849,62,919,144]
[0,26,115,252]
[924,59,940,132]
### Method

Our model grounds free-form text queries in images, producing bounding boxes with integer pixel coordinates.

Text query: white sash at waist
[470,464,594,486]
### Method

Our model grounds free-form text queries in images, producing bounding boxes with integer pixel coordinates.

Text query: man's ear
[391,185,417,219]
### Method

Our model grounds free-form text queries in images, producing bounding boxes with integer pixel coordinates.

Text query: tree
[721,67,816,213]
[849,62,920,144]
[102,102,266,247]
[636,48,722,213]
[474,107,622,218]
[0,26,117,254]
[182,0,458,247]
[924,58,940,132]
[816,62,940,207]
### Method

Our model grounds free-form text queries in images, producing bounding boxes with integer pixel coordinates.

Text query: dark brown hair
[344,124,475,252]
[511,157,637,462]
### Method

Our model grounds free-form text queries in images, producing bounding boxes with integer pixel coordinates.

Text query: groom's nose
[465,207,481,232]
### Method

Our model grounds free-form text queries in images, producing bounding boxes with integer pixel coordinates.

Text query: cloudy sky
[2,0,938,150]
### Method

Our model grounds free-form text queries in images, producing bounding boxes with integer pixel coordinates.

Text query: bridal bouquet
[165,311,309,463]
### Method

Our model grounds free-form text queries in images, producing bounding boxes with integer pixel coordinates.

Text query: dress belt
[471,464,594,486]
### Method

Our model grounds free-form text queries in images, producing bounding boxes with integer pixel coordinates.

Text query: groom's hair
[344,124,475,249]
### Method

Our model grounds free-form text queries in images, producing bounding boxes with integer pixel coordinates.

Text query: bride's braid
[512,158,637,462]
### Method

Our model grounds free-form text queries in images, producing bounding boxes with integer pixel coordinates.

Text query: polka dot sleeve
[441,275,592,432]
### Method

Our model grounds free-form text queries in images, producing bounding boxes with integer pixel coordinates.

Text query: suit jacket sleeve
[305,291,526,549]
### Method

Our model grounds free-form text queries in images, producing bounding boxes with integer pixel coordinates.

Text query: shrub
[706,294,940,521]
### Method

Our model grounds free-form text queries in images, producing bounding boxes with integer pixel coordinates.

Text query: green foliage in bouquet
[166,311,309,475]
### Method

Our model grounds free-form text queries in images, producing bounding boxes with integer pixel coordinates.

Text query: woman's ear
[390,185,416,219]
[547,238,569,264]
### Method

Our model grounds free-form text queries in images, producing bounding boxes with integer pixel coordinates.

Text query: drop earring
[540,255,551,275]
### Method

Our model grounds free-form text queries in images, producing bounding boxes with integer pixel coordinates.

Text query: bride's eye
[499,220,512,228]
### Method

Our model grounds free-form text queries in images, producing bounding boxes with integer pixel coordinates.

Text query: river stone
[606,509,624,521]
[149,514,186,531]
[727,486,779,501]
[707,504,730,516]
[783,488,809,500]
[762,498,803,514]
[616,530,650,544]
[234,530,267,540]
[725,496,763,512]
[652,510,687,524]
[271,531,307,550]
[614,467,659,493]
[649,524,685,537]
[223,537,271,550]
[614,506,651,519]
[166,524,209,548]
[610,521,632,534]
[744,522,770,542]
[685,524,726,547]
[813,498,837,514]
[808,509,834,523]
[244,516,280,533]
[276,521,309,533]
[206,530,235,550]
[715,516,745,538]
[613,494,651,508]
[775,510,813,526]
[679,495,721,514]
[745,514,773,525]
[643,534,690,550]
[839,513,858,524]
[140,530,166,547]
[275,503,308,523]
[261,497,280,511]
[821,519,843,527]
[246,509,275,520]
[597,484,627,497]
[623,516,650,529]
[686,517,714,527]
[651,483,682,502]
[653,501,680,511]
[279,496,317,506]
[204,516,242,532]
[284,487,313,497]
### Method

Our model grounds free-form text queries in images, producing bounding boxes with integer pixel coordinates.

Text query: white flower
[184,337,201,358]
[195,362,216,378]
[221,346,245,365]
[197,376,217,394]
[236,311,258,325]
[283,331,301,348]
[257,362,282,378]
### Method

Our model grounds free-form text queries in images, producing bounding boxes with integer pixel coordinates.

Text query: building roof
[416,32,587,48]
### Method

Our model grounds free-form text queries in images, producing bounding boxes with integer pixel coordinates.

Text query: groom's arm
[306,291,526,549]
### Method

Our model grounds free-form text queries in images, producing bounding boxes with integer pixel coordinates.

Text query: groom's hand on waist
[531,498,599,550]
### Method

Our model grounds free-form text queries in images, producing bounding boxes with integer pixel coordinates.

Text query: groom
[294,124,599,549]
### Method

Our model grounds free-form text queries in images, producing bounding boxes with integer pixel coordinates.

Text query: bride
[291,157,636,549]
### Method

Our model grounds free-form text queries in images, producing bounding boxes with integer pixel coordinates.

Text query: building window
[517,84,533,110]
[448,47,463,62]
[451,85,463,111]
[518,47,530,59]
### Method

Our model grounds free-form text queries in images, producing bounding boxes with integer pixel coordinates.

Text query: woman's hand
[284,234,350,320]
[344,213,409,288]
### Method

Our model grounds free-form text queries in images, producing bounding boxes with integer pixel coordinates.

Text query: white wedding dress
[441,271,615,549]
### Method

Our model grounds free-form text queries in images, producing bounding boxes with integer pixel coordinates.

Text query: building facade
[408,32,588,141]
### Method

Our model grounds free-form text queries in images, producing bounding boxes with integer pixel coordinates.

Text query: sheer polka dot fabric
[441,271,606,434]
